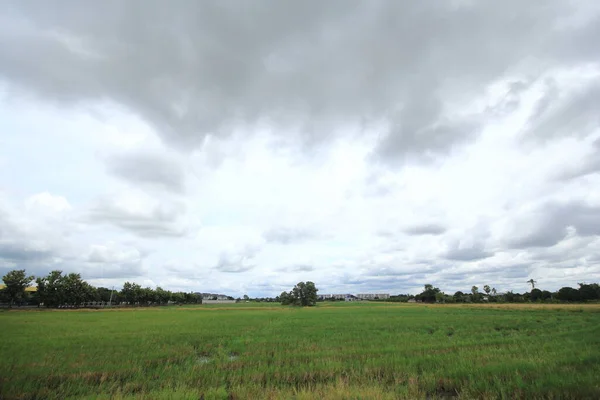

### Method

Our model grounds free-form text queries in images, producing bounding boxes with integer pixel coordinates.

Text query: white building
[356,293,390,300]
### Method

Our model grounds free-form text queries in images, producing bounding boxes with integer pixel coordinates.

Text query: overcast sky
[1,1,600,296]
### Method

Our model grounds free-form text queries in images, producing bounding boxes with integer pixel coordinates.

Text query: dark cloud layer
[1,1,599,161]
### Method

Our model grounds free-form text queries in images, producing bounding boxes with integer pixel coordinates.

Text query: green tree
[417,284,441,303]
[281,282,318,306]
[121,282,142,304]
[483,285,491,296]
[61,273,94,306]
[471,286,480,302]
[1,269,34,307]
[556,287,580,302]
[155,287,171,304]
[578,283,600,301]
[453,291,465,303]
[36,270,65,307]
[530,288,543,302]
[527,279,537,290]
[541,290,553,301]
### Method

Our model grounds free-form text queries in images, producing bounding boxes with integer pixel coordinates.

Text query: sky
[1,1,600,297]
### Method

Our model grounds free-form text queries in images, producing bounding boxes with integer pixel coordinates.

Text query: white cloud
[25,192,71,213]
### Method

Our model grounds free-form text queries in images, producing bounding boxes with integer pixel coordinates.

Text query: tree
[556,287,580,302]
[121,282,142,304]
[36,270,65,307]
[471,286,480,302]
[527,279,537,290]
[541,290,552,302]
[279,291,291,305]
[530,288,543,302]
[483,285,491,295]
[578,283,600,301]
[281,282,318,306]
[1,269,34,307]
[61,273,94,306]
[243,294,250,301]
[453,291,465,303]
[417,284,441,303]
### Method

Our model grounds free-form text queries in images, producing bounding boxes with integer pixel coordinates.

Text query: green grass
[1,303,599,399]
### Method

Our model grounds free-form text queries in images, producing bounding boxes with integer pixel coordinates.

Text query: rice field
[1,302,599,399]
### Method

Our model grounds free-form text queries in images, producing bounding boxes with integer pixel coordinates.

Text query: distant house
[356,293,390,300]
[196,292,231,300]
[407,298,417,303]
[0,284,37,293]
[203,299,236,304]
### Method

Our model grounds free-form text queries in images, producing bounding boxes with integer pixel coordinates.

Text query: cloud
[404,224,446,236]
[442,240,494,261]
[526,79,600,142]
[25,192,72,213]
[555,137,600,180]
[87,194,187,238]
[2,1,599,161]
[263,227,317,244]
[277,264,315,273]
[106,151,186,193]
[506,201,600,249]
[213,246,259,273]
[83,242,145,279]
[0,209,54,263]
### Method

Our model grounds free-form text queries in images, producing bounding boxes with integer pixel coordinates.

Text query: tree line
[387,281,600,303]
[1,269,202,308]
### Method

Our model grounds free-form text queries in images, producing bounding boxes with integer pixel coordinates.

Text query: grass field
[1,303,599,399]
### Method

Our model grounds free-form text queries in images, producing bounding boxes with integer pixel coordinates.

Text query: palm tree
[527,279,537,290]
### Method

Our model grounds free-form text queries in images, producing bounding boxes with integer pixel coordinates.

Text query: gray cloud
[526,81,600,143]
[0,211,58,271]
[106,152,186,193]
[507,201,600,249]
[276,264,315,273]
[87,199,187,238]
[0,242,54,263]
[555,138,600,180]
[443,243,494,261]
[263,227,317,245]
[213,246,259,273]
[404,224,446,236]
[1,1,599,161]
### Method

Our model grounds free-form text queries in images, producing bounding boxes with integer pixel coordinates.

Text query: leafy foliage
[280,281,318,306]
[1,269,34,307]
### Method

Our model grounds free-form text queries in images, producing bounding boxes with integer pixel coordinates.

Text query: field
[1,303,600,399]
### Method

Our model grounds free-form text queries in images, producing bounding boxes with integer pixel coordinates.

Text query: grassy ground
[1,302,599,399]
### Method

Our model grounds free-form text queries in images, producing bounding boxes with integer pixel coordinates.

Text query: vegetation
[1,302,599,399]
[1,269,34,307]
[1,270,201,308]
[387,283,600,304]
[280,281,318,306]
[3,269,599,308]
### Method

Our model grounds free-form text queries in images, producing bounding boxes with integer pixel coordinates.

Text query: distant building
[356,293,390,300]
[203,299,237,304]
[318,294,360,301]
[195,292,231,300]
[0,284,37,292]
